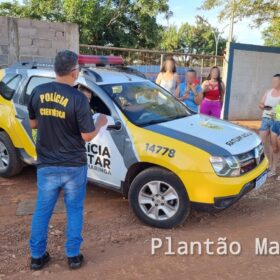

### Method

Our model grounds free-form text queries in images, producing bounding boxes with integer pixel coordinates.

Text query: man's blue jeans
[29,165,87,258]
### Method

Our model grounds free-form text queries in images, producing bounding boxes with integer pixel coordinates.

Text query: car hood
[145,114,261,156]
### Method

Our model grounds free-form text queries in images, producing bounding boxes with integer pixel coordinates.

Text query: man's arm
[193,85,203,105]
[28,89,37,128]
[29,119,38,129]
[76,96,107,142]
[180,84,190,100]
[81,115,107,142]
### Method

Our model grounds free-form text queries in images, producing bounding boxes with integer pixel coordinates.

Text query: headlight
[210,156,241,177]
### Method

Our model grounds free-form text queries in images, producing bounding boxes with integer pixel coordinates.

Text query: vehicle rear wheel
[0,132,23,178]
[128,167,190,228]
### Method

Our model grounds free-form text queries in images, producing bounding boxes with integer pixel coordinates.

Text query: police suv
[0,55,268,228]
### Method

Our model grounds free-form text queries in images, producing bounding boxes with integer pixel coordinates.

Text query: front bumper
[179,156,268,207]
[191,175,264,212]
[213,179,256,209]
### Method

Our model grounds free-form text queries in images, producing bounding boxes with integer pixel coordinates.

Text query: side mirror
[107,120,122,131]
[0,81,15,100]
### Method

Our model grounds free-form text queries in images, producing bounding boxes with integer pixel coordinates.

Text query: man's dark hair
[273,74,280,78]
[187,68,197,75]
[54,50,78,76]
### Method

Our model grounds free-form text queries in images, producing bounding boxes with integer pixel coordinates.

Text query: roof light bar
[78,55,124,65]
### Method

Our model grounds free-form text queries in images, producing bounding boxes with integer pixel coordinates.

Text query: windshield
[101,81,190,126]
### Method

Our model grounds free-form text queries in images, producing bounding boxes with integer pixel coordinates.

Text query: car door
[78,80,131,190]
[13,74,55,149]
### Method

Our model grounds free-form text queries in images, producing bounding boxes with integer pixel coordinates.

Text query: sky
[157,0,265,45]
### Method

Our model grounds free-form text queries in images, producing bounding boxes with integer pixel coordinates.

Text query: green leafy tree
[160,25,181,51]
[200,0,279,26]
[0,0,169,48]
[201,0,280,45]
[262,17,280,47]
[160,16,227,55]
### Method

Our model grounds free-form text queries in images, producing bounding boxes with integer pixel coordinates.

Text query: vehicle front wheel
[128,167,190,228]
[0,132,23,178]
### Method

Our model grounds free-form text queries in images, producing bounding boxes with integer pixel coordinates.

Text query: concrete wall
[0,16,79,68]
[223,43,280,121]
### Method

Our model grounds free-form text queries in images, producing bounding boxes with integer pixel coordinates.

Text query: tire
[128,167,190,228]
[0,131,23,178]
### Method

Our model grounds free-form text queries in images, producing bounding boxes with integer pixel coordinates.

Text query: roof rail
[106,65,147,79]
[80,68,103,83]
[10,61,53,69]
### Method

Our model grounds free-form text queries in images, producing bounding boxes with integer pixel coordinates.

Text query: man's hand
[190,83,196,92]
[95,114,108,129]
[181,91,189,100]
[81,114,108,142]
[29,119,38,129]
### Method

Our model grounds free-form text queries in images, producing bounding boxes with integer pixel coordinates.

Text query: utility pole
[211,30,219,65]
[228,0,235,42]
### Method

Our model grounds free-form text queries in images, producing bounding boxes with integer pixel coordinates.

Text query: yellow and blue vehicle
[0,56,268,228]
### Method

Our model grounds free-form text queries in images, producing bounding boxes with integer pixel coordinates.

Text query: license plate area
[255,171,267,190]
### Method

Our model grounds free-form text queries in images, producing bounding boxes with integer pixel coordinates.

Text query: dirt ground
[0,165,280,280]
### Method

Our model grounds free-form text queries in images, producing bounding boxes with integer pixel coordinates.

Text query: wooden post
[200,58,204,83]
[160,54,164,68]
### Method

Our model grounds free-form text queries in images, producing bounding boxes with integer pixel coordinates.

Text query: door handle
[107,121,122,131]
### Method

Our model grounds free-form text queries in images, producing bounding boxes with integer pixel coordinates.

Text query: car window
[77,84,111,116]
[3,74,22,90]
[101,81,190,126]
[0,74,22,100]
[24,76,54,105]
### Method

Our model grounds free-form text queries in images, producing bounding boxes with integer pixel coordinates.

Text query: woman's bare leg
[259,130,272,169]
[270,132,280,174]
[277,137,280,180]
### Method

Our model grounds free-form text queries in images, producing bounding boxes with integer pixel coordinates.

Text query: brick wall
[0,16,79,68]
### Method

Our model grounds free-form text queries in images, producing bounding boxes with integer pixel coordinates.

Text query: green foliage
[0,0,168,48]
[160,25,181,51]
[0,0,232,54]
[201,0,280,26]
[262,17,280,47]
[160,16,227,55]
[0,0,27,17]
[201,0,280,46]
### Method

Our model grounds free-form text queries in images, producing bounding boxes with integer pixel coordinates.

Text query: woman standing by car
[260,74,280,177]
[271,103,280,180]
[200,66,225,118]
[156,57,180,96]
